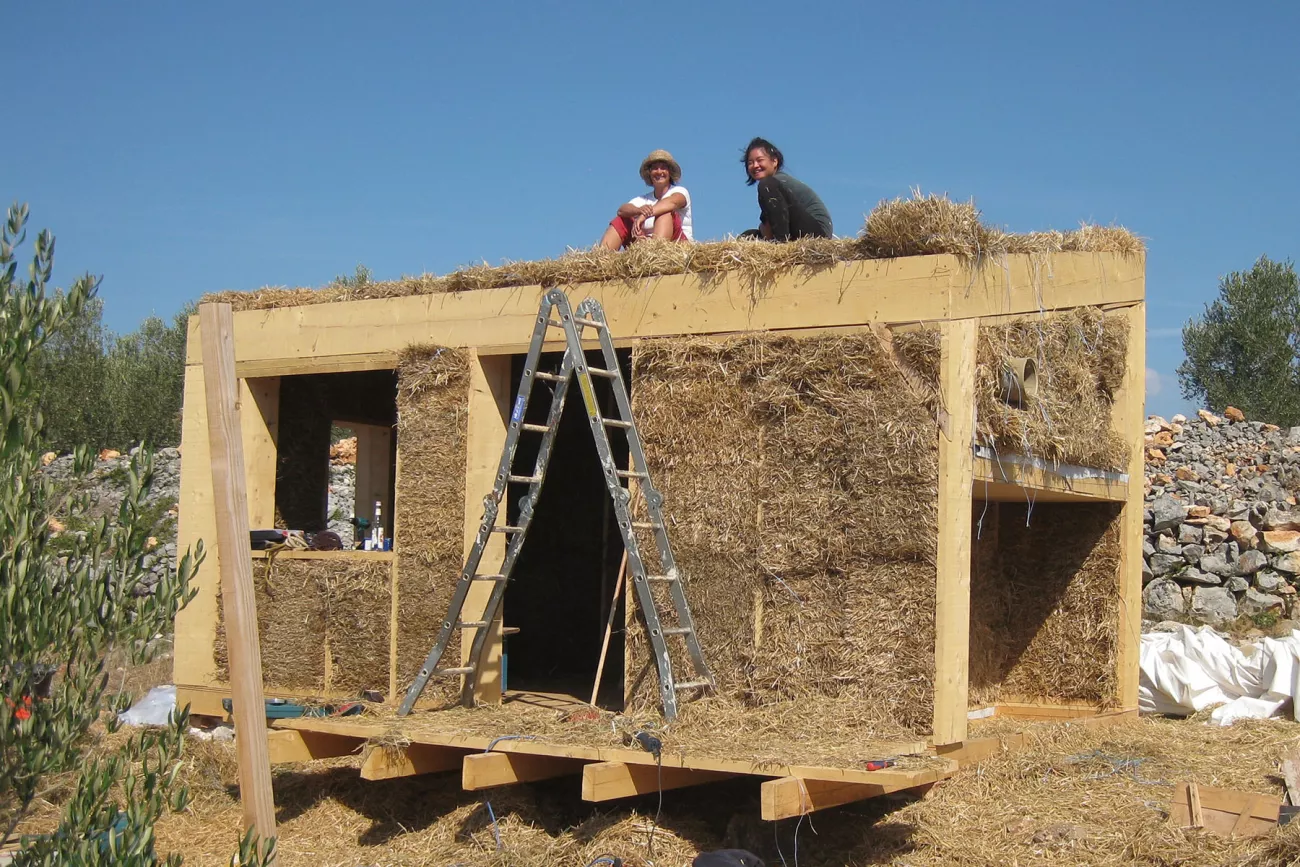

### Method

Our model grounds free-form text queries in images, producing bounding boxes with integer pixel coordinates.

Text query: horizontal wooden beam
[267,729,364,764]
[360,743,468,781]
[461,752,586,791]
[581,761,734,802]
[760,767,944,821]
[973,455,1127,503]
[188,253,1143,372]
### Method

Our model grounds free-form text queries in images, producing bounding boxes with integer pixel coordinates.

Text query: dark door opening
[503,348,632,707]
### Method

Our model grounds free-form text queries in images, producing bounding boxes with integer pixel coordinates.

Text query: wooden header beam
[186,253,1143,374]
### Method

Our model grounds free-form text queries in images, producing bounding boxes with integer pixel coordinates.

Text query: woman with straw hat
[599,149,693,250]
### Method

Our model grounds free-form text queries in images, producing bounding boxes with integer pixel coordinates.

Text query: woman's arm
[647,192,687,217]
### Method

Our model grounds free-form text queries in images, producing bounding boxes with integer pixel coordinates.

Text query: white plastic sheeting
[1139,625,1300,724]
[117,684,177,727]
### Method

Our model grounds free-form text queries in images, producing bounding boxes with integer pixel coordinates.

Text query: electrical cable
[481,734,536,851]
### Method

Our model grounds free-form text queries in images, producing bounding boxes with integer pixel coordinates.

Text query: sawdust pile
[392,346,471,704]
[629,332,940,734]
[204,192,1143,311]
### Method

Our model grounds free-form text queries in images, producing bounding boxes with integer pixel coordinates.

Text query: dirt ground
[124,715,1300,866]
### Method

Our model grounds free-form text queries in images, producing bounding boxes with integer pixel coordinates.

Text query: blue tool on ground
[221,698,363,719]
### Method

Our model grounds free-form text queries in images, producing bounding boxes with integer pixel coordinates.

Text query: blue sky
[6,1,1299,420]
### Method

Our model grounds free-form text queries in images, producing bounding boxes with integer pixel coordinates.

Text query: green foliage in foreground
[0,203,272,865]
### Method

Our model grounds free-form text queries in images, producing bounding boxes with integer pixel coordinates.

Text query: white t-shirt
[627,184,693,240]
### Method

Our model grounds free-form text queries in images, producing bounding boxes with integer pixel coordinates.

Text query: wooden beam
[461,353,512,705]
[186,253,1144,369]
[267,729,363,764]
[173,364,220,689]
[760,767,944,821]
[360,744,467,781]
[198,302,278,855]
[461,752,586,790]
[581,761,733,802]
[1170,782,1280,837]
[932,318,976,746]
[972,456,1127,503]
[1114,303,1146,710]
[240,377,280,528]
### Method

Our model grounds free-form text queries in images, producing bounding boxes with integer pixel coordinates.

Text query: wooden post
[198,302,278,855]
[932,318,977,746]
[1113,302,1147,709]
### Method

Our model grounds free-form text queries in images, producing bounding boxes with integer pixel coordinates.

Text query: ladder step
[521,423,550,433]
[472,574,507,581]
[603,419,633,429]
[632,522,662,530]
[534,371,566,382]
[616,470,648,478]
[674,680,711,691]
[508,474,542,483]
[647,574,677,583]
[458,620,488,629]
[435,667,475,677]
[491,525,525,534]
[546,319,565,328]
[587,367,618,378]
[573,316,605,329]
[662,627,694,636]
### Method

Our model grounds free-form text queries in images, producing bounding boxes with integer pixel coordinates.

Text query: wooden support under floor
[760,764,951,821]
[581,761,734,802]
[267,729,365,764]
[462,752,586,790]
[360,744,469,781]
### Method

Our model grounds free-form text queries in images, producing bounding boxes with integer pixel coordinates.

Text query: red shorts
[609,211,686,244]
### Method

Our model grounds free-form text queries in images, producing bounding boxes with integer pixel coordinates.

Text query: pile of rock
[1142,408,1300,627]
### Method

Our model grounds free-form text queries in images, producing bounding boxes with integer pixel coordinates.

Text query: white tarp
[117,684,177,727]
[1139,625,1300,724]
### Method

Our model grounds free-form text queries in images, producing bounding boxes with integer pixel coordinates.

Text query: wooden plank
[581,761,733,802]
[249,550,395,562]
[972,456,1127,503]
[932,318,977,746]
[462,752,586,790]
[173,363,221,689]
[275,717,936,786]
[1171,781,1280,837]
[241,377,280,528]
[760,768,944,821]
[360,744,468,781]
[198,302,278,854]
[267,729,363,764]
[1114,303,1146,710]
[186,253,1144,368]
[1280,754,1300,806]
[352,422,393,539]
[461,353,512,705]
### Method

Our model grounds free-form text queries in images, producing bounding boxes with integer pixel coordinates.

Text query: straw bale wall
[392,346,471,703]
[968,501,1122,707]
[629,332,941,734]
[214,558,390,694]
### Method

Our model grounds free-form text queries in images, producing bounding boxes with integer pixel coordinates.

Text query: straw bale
[203,192,1143,311]
[969,502,1122,707]
[393,346,471,703]
[976,307,1130,469]
[630,332,939,734]
[214,558,391,694]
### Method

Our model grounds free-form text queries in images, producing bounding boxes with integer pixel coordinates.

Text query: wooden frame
[175,251,1145,815]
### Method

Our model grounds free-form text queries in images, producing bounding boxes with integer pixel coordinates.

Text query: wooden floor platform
[261,694,1135,821]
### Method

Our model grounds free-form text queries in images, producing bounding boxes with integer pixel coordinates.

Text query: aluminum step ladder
[397,288,714,719]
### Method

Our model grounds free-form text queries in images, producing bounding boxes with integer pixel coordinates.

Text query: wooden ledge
[250,549,395,562]
[361,743,468,781]
[973,449,1128,503]
[582,761,734,802]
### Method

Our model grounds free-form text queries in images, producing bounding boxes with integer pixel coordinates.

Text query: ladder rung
[508,474,542,483]
[491,525,525,534]
[573,316,605,329]
[616,470,647,478]
[647,574,676,583]
[674,680,710,691]
[534,371,566,382]
[472,574,507,581]
[546,319,565,328]
[458,620,488,629]
[521,423,550,433]
[435,667,474,677]
[631,522,662,530]
[587,367,618,378]
[602,419,632,429]
[662,627,693,635]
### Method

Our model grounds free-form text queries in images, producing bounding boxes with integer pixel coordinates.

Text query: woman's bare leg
[600,223,626,250]
[651,212,675,240]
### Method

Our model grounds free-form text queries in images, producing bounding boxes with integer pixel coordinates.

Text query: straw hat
[640,149,682,185]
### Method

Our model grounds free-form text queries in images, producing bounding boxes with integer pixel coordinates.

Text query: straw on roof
[204,192,1144,311]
